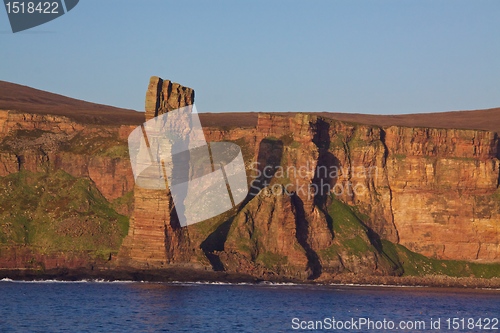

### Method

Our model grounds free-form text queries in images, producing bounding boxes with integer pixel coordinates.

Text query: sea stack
[117,77,195,268]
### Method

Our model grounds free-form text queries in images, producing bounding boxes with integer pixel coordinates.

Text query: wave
[327,282,427,289]
[2,278,498,291]
[165,281,307,289]
[167,281,255,286]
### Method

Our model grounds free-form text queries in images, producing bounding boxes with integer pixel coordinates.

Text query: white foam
[167,281,257,286]
[326,282,427,289]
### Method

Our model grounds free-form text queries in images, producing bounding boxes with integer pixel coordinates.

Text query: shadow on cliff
[312,119,399,273]
[378,128,400,243]
[285,117,339,279]
[164,139,192,262]
[165,195,191,262]
[311,118,337,236]
[291,194,322,279]
[246,138,284,198]
[201,138,284,271]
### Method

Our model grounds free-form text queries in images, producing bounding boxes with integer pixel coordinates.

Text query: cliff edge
[0,79,499,283]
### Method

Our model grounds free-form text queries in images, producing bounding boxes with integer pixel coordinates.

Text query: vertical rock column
[117,77,195,268]
[145,76,195,121]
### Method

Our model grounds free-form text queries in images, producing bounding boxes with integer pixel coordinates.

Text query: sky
[1,0,499,114]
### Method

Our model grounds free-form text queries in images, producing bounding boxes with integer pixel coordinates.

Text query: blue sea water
[0,279,499,332]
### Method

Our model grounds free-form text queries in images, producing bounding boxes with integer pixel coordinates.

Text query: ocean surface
[0,279,499,332]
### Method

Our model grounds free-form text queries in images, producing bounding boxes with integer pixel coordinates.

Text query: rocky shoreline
[1,268,500,290]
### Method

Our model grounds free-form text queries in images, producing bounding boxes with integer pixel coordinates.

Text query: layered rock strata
[145,76,194,121]
[115,77,500,279]
[117,77,194,268]
[2,78,499,279]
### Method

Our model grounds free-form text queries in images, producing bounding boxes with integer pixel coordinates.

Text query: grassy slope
[324,196,500,278]
[0,170,129,259]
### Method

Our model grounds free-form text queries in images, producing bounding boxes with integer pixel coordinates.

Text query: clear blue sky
[1,0,499,114]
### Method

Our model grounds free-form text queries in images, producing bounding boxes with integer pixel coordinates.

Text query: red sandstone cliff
[0,79,499,281]
[114,77,500,281]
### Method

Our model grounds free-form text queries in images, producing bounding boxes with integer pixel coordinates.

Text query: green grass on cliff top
[60,132,129,158]
[0,129,130,159]
[0,170,129,258]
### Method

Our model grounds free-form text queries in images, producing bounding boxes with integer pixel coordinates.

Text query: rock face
[117,187,191,267]
[0,246,96,270]
[145,76,194,121]
[223,186,310,279]
[114,77,500,280]
[384,127,500,260]
[0,110,134,201]
[1,78,499,280]
[117,77,194,268]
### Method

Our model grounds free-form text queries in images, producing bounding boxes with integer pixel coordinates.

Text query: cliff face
[1,79,499,280]
[115,77,500,281]
[240,115,500,265]
[384,127,500,260]
[0,110,135,200]
[0,110,133,270]
[117,77,195,268]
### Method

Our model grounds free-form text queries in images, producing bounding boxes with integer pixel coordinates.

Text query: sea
[0,279,499,332]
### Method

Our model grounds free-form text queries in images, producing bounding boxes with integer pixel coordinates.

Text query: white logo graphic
[128,104,248,227]
[4,0,79,33]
